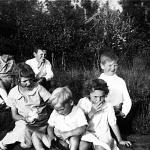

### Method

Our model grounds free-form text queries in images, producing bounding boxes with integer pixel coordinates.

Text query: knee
[69,136,80,150]
[20,142,32,149]
[79,141,92,150]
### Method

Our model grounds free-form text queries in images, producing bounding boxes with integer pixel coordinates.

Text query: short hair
[83,79,109,97]
[16,62,35,80]
[100,51,118,65]
[33,47,47,53]
[50,86,72,104]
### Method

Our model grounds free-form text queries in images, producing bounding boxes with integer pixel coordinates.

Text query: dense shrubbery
[1,0,150,134]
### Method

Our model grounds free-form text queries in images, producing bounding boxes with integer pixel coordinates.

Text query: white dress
[78,97,119,150]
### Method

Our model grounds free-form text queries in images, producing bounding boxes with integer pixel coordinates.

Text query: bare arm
[47,125,55,139]
[111,124,131,147]
[11,107,25,121]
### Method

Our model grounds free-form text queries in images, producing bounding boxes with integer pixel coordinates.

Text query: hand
[88,102,104,119]
[54,128,62,139]
[119,112,126,118]
[42,134,56,148]
[60,131,69,141]
[119,140,132,147]
[54,129,69,141]
[36,67,47,79]
[25,117,36,124]
[92,101,104,113]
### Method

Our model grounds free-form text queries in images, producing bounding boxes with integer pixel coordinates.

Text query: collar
[17,84,39,100]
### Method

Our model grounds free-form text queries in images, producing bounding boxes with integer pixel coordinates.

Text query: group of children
[0,48,132,150]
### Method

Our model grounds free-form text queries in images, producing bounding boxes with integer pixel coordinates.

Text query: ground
[1,108,150,150]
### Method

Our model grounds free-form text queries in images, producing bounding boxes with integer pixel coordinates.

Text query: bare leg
[79,140,93,150]
[95,145,107,150]
[69,136,80,150]
[32,132,45,150]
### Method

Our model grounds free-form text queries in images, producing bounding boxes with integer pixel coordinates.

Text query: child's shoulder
[78,97,91,107]
[102,102,114,111]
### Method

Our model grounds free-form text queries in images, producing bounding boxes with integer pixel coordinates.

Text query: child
[98,51,132,118]
[0,81,8,105]
[26,48,54,89]
[32,86,88,150]
[0,53,15,92]
[0,62,52,150]
[78,79,131,150]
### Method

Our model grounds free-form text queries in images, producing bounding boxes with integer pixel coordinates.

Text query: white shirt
[7,84,51,117]
[48,106,88,132]
[99,73,132,116]
[26,58,53,81]
[78,97,116,145]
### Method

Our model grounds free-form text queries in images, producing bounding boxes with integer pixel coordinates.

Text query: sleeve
[26,59,39,75]
[77,98,92,114]
[7,89,16,108]
[39,85,51,102]
[45,60,54,81]
[25,59,30,66]
[107,104,117,126]
[48,110,56,127]
[75,107,88,127]
[121,80,132,117]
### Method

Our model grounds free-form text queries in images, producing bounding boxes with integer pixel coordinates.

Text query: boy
[32,86,88,150]
[78,79,131,150]
[98,51,132,118]
[26,48,54,89]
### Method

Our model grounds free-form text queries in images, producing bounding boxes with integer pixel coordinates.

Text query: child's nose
[96,97,101,101]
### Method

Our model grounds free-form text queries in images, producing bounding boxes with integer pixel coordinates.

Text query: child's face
[101,60,118,76]
[19,77,35,89]
[34,49,47,63]
[90,90,105,106]
[52,98,73,116]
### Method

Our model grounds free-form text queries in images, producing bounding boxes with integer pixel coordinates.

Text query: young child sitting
[99,51,132,118]
[26,47,54,89]
[0,62,52,150]
[78,79,131,150]
[32,86,88,150]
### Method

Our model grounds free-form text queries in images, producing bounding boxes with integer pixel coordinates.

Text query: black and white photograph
[0,0,150,150]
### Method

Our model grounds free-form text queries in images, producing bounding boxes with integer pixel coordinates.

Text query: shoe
[0,141,6,150]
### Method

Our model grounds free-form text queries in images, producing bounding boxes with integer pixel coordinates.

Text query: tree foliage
[0,0,150,68]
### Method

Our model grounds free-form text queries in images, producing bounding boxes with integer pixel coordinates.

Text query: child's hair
[83,79,109,97]
[50,86,73,104]
[33,47,47,53]
[100,51,118,65]
[16,62,35,81]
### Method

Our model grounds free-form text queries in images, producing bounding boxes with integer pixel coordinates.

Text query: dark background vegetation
[0,0,150,135]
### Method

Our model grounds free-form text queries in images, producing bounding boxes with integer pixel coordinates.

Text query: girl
[0,62,52,150]
[78,79,131,150]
